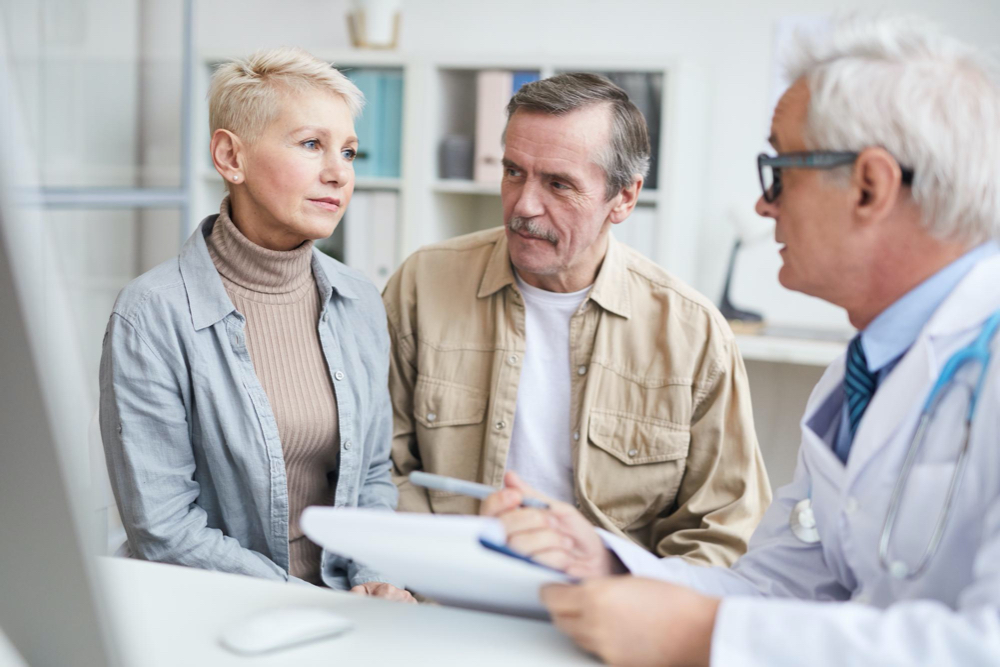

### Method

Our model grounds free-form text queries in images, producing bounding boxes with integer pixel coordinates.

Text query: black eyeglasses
[757,151,915,203]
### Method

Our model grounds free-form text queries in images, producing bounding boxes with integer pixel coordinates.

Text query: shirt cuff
[598,529,692,583]
[347,560,404,590]
[710,595,880,667]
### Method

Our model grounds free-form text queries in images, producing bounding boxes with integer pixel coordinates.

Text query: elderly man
[383,73,771,564]
[482,15,1000,667]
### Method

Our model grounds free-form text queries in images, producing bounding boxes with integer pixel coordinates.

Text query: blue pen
[408,471,550,510]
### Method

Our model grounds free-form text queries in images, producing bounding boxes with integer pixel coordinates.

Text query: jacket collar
[925,247,1000,337]
[587,232,631,319]
[476,227,631,319]
[179,215,357,331]
[477,229,517,299]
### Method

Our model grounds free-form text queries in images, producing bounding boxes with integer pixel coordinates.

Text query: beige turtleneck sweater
[206,197,339,586]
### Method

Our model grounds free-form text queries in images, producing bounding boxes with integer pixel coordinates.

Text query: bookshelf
[190,51,707,288]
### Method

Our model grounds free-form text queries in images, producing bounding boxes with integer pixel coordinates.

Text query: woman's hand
[350,582,416,603]
[480,471,615,579]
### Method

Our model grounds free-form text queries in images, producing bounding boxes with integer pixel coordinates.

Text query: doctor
[481,15,1000,666]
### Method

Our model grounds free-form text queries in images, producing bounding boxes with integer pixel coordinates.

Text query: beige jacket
[383,227,771,565]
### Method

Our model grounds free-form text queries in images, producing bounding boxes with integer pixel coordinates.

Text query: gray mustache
[508,217,557,244]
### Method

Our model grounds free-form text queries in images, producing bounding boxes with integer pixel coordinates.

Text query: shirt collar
[861,241,1000,372]
[477,228,631,319]
[312,250,359,304]
[586,232,631,319]
[477,230,517,298]
[179,216,236,330]
[180,215,357,331]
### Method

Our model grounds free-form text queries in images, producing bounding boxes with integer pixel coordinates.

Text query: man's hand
[350,582,416,603]
[542,577,719,667]
[480,471,615,578]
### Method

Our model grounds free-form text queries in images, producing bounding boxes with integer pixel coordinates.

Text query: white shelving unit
[410,55,707,286]
[190,51,708,288]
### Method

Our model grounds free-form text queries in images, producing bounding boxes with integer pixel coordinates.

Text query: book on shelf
[511,70,540,95]
[377,70,403,178]
[346,68,403,179]
[474,70,513,184]
[342,190,398,291]
[602,72,662,190]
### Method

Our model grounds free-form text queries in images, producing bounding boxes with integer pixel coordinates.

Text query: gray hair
[786,14,1000,244]
[503,73,650,200]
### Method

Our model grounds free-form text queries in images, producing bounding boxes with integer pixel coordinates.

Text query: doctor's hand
[542,577,719,667]
[350,582,416,603]
[480,471,616,578]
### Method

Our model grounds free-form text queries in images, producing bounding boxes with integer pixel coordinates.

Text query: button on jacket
[99,216,398,589]
[384,227,772,565]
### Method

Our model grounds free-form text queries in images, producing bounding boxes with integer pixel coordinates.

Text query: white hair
[785,14,1000,244]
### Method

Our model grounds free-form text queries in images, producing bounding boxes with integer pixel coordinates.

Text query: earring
[232,174,241,182]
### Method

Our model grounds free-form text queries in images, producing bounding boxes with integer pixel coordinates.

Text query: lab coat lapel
[846,254,1000,478]
[926,255,1000,338]
[800,360,850,484]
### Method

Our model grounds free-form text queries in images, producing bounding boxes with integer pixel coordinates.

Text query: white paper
[300,508,573,619]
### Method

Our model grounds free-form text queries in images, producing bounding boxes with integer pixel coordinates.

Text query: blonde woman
[99,48,411,600]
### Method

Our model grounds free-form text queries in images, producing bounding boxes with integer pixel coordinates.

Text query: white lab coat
[607,254,1000,666]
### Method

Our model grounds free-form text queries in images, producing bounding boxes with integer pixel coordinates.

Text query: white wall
[195,0,1000,327]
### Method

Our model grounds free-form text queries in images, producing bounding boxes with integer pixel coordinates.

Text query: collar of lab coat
[802,252,1000,481]
[925,252,1000,337]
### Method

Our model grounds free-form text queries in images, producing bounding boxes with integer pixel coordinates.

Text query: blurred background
[3,0,999,548]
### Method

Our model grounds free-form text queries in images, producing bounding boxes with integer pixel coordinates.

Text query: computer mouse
[218,606,354,655]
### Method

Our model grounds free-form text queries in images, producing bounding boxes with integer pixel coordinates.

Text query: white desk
[735,332,846,367]
[94,558,596,666]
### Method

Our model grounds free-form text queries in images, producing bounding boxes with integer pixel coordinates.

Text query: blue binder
[348,70,381,178]
[346,68,404,178]
[378,71,403,178]
[511,70,540,95]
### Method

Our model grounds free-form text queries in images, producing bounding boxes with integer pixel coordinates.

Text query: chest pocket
[585,410,690,529]
[413,375,488,513]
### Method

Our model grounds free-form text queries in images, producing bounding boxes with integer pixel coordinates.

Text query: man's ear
[608,176,644,225]
[211,129,245,185]
[851,147,904,226]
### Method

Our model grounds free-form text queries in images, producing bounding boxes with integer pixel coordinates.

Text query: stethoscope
[790,309,1000,580]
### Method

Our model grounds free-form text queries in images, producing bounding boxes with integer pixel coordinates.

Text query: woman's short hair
[504,73,650,201]
[786,14,1000,244]
[209,47,364,144]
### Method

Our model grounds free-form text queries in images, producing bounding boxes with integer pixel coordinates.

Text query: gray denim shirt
[99,215,398,589]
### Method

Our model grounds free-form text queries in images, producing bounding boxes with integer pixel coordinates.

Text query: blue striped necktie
[844,335,877,440]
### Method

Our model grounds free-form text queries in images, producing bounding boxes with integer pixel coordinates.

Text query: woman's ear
[210,129,245,185]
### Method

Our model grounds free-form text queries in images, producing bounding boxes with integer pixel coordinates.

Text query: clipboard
[301,507,576,619]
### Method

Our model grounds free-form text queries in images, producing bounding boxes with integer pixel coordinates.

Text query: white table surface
[89,557,597,667]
